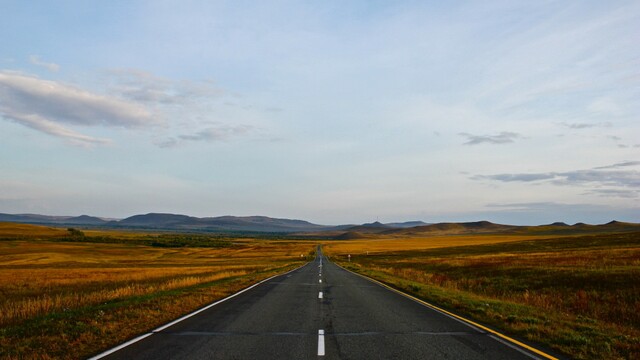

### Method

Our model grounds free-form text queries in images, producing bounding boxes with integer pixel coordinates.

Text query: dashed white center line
[319,279,322,283]
[318,329,325,356]
[318,291,323,299]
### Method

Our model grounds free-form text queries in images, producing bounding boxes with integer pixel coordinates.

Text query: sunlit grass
[322,234,569,255]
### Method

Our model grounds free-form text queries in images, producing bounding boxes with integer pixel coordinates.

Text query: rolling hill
[0,213,108,225]
[0,212,637,236]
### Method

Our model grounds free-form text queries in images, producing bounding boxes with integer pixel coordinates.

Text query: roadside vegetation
[327,232,640,360]
[0,223,315,359]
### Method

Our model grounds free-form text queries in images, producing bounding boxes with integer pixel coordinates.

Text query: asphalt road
[95,248,546,359]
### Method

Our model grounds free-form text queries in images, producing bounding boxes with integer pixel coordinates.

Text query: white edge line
[88,262,310,360]
[87,333,153,360]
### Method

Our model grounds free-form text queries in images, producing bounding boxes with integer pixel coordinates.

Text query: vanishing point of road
[92,247,556,360]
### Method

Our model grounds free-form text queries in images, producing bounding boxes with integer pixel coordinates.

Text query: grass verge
[329,232,640,360]
[0,236,315,359]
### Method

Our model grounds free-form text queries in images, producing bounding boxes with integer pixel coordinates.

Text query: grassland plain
[0,223,316,359]
[325,232,640,360]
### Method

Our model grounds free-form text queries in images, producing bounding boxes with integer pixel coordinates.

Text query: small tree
[67,228,85,239]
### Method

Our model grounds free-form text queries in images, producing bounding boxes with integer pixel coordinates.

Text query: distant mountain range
[331,220,640,239]
[0,213,108,225]
[0,212,637,236]
[0,212,427,233]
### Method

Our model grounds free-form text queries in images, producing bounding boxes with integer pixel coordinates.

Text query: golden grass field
[0,223,315,360]
[322,233,570,254]
[2,222,639,360]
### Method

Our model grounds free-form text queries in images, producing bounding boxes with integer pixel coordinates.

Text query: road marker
[318,291,323,299]
[319,279,322,283]
[318,329,325,356]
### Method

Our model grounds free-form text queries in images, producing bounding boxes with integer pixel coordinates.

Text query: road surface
[94,248,552,359]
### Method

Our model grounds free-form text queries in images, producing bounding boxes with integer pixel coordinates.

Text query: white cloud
[0,71,158,145]
[28,55,60,72]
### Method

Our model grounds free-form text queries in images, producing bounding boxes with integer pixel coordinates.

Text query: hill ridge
[0,212,638,235]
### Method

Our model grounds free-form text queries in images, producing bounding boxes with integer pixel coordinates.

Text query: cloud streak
[2,110,110,146]
[476,169,640,188]
[585,188,639,198]
[459,132,523,145]
[106,69,222,105]
[594,161,640,170]
[157,125,254,148]
[28,55,60,72]
[558,122,612,129]
[474,162,640,197]
[0,71,158,146]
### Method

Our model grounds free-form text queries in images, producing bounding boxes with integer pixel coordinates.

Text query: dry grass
[1,269,253,325]
[323,234,566,255]
[0,222,68,238]
[0,233,315,359]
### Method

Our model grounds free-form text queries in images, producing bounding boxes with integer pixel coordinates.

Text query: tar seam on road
[87,262,310,360]
[334,262,558,360]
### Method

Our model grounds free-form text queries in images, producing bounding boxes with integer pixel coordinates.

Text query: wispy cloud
[459,132,523,145]
[1,110,110,146]
[486,202,604,212]
[587,97,625,117]
[474,162,640,193]
[0,71,158,146]
[28,55,60,72]
[594,161,640,170]
[476,169,640,188]
[107,69,263,149]
[478,173,555,182]
[157,125,254,148]
[106,68,222,105]
[558,121,612,129]
[584,188,639,198]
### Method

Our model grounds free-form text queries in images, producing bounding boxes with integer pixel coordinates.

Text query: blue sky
[1,1,638,225]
